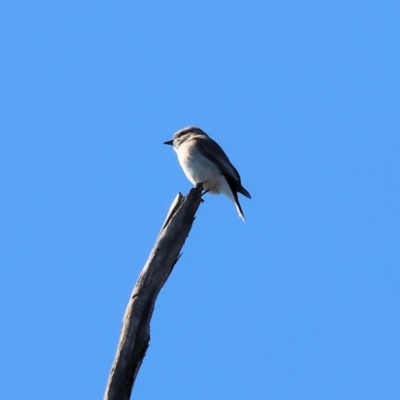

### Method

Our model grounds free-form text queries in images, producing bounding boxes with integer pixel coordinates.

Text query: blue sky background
[1,2,399,399]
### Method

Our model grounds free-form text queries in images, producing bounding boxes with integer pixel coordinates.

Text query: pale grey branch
[104,185,203,400]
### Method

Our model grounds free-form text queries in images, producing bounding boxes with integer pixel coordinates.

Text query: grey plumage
[164,127,251,220]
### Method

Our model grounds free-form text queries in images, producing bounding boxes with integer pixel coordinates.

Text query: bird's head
[164,126,208,148]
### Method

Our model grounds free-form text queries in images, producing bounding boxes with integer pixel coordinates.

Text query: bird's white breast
[175,141,226,194]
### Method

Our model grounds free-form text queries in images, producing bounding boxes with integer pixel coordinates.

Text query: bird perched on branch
[164,126,251,221]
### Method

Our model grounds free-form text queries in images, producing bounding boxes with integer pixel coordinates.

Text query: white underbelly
[176,145,228,195]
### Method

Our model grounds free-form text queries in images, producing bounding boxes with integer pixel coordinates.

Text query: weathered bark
[104,185,203,400]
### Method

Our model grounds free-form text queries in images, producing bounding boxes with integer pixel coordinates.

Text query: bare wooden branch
[104,185,203,400]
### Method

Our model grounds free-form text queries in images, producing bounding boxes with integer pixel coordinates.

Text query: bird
[164,126,251,221]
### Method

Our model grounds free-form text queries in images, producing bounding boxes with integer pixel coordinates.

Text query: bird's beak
[164,140,174,145]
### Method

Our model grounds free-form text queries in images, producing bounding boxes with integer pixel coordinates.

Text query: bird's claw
[196,182,209,197]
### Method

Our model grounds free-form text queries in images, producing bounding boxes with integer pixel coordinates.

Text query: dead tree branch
[104,185,203,400]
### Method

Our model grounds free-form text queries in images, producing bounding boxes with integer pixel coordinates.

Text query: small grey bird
[164,126,251,221]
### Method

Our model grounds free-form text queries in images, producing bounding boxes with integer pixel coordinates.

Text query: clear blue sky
[1,2,399,399]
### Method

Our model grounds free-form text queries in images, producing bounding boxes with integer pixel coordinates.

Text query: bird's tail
[237,184,251,199]
[234,200,246,222]
[222,178,249,222]
[230,188,246,221]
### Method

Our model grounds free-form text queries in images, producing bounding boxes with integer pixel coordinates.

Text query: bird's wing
[196,136,241,182]
[196,135,251,199]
